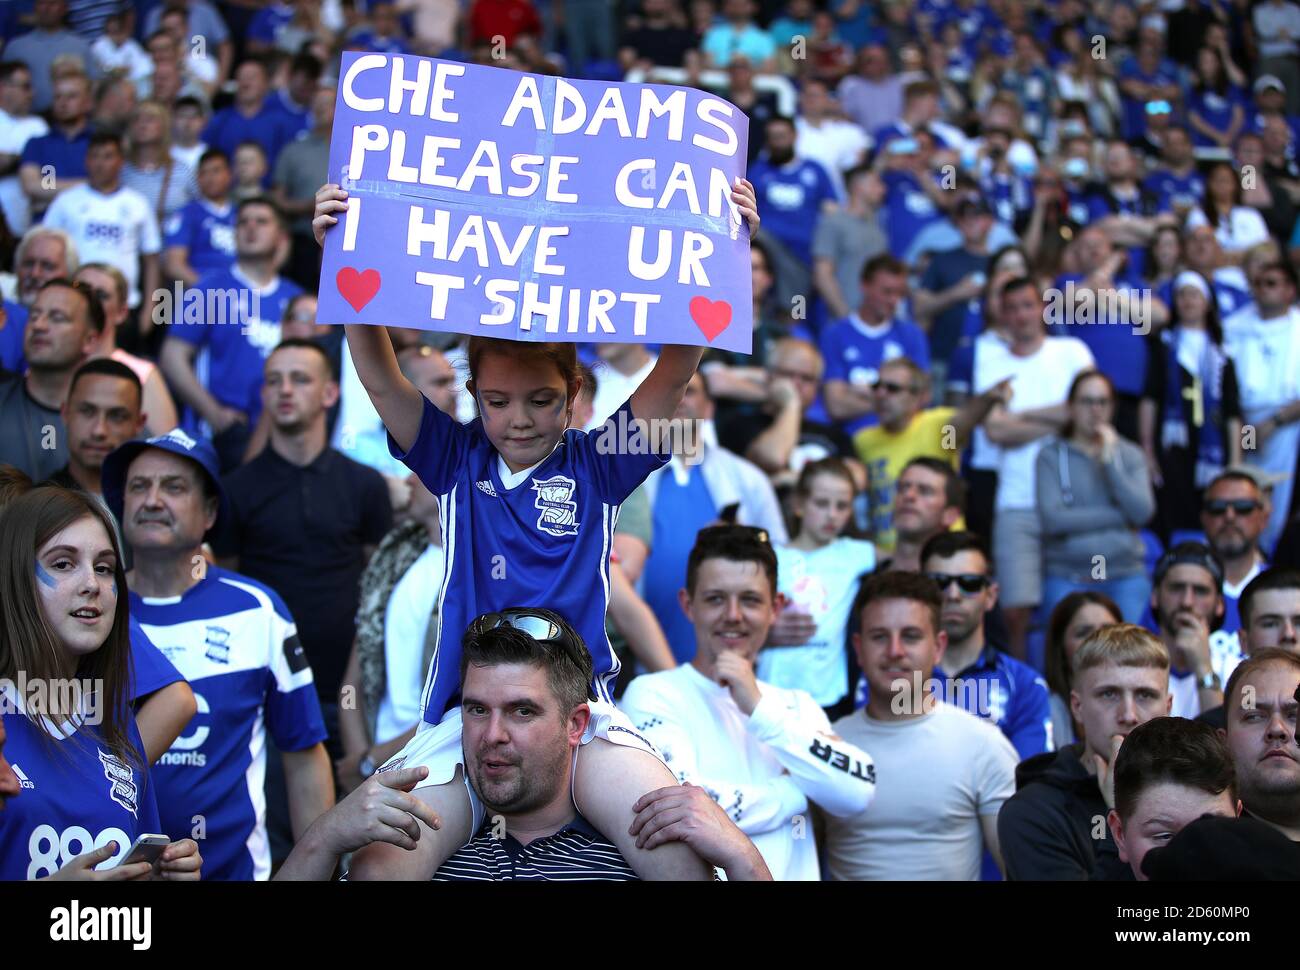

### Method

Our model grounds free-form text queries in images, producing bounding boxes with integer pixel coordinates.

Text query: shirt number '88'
[27,824,130,879]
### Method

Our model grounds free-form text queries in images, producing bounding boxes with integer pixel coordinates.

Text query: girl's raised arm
[631,178,760,423]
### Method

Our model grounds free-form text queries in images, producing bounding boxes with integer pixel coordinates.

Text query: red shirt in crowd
[469,0,542,46]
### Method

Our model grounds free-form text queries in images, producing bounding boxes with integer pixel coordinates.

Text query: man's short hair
[174,94,208,115]
[39,278,105,335]
[1205,468,1264,497]
[899,456,967,514]
[1000,275,1039,301]
[290,52,323,80]
[0,61,31,84]
[237,195,289,232]
[1113,717,1237,821]
[685,524,778,598]
[1224,647,1300,714]
[1239,568,1300,630]
[1071,623,1170,678]
[269,337,336,380]
[459,609,593,713]
[17,226,78,275]
[861,252,907,282]
[87,130,124,154]
[903,79,939,101]
[197,147,230,169]
[67,357,142,405]
[852,569,942,634]
[878,355,927,393]
[920,530,991,572]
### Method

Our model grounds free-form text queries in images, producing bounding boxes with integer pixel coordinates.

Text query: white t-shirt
[376,543,443,744]
[620,663,876,880]
[967,328,1013,471]
[172,143,207,173]
[795,119,871,200]
[1224,305,1300,540]
[90,36,153,82]
[759,539,876,706]
[332,336,412,478]
[1185,206,1271,253]
[585,353,657,431]
[43,183,161,307]
[0,108,48,235]
[824,703,1018,880]
[982,335,1094,510]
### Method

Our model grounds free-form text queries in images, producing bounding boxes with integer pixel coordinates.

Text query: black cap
[1153,541,1224,589]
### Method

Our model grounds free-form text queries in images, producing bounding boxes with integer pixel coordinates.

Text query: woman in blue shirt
[0,483,201,880]
[1187,46,1246,150]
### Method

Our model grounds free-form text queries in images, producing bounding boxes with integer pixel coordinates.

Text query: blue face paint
[35,562,58,589]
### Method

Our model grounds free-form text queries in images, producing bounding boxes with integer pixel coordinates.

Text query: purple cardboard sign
[319,53,753,353]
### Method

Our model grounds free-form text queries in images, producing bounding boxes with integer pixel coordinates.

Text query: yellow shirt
[853,407,963,552]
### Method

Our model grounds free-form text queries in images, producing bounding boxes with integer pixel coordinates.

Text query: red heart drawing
[337,267,381,313]
[689,296,732,342]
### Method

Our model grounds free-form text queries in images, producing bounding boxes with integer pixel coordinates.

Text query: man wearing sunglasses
[1201,468,1273,678]
[278,607,771,880]
[922,531,1052,760]
[1224,259,1300,550]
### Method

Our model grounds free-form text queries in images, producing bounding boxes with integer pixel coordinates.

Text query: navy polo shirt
[21,124,92,183]
[213,445,392,702]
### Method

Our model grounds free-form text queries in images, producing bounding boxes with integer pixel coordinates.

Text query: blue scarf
[1159,327,1228,487]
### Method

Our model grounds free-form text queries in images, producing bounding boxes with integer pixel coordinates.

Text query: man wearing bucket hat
[102,429,335,880]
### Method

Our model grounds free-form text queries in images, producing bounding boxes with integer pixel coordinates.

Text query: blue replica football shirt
[163,198,237,277]
[131,566,327,880]
[0,300,27,374]
[391,395,669,724]
[168,265,302,424]
[747,156,837,265]
[129,616,186,702]
[0,683,161,880]
[819,313,931,434]
[1142,168,1205,213]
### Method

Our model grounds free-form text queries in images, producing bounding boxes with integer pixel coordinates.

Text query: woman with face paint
[0,478,202,880]
[311,180,760,881]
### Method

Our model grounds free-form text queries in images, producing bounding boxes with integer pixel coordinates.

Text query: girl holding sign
[313,179,759,879]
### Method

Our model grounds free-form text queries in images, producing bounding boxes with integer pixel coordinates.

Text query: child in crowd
[758,458,875,718]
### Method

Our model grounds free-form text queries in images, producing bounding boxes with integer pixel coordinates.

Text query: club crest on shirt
[98,749,139,818]
[532,475,579,537]
[204,625,231,664]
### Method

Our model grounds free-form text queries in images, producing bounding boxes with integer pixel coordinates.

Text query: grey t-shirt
[824,702,1018,880]
[274,133,330,236]
[5,29,98,112]
[811,208,888,313]
[0,374,68,482]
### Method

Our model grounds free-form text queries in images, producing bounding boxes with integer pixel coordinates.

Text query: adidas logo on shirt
[11,764,34,790]
[475,480,498,497]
